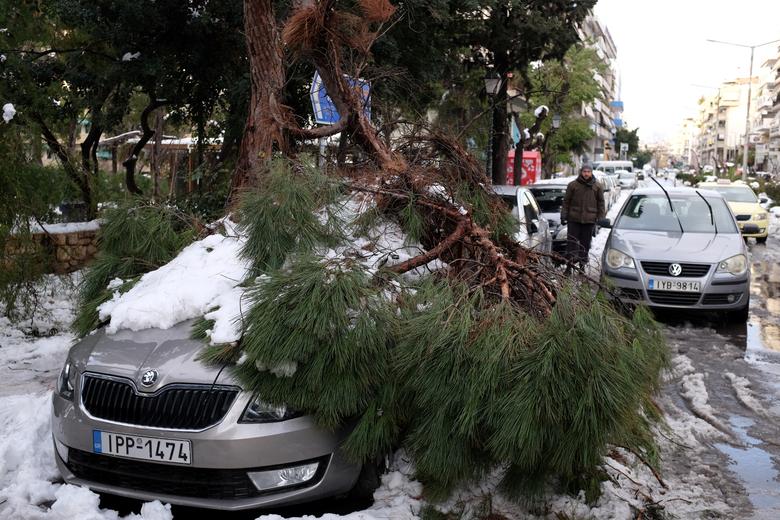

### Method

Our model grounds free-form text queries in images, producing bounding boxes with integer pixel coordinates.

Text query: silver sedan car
[599,187,753,321]
[51,322,371,510]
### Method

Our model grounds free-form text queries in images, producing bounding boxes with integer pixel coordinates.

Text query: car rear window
[616,194,738,233]
[708,186,758,203]
[529,187,566,213]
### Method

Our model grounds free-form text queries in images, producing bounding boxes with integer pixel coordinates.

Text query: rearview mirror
[597,218,612,228]
[741,223,760,235]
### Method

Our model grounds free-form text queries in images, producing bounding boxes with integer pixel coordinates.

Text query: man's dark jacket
[561,175,606,224]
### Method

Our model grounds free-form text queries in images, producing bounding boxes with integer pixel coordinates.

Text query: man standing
[560,165,605,267]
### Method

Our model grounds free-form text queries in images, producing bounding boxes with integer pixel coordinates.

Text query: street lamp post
[706,38,780,180]
[484,72,502,181]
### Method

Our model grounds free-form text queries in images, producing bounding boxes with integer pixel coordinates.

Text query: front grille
[735,214,751,221]
[65,449,328,500]
[647,290,701,306]
[617,288,643,300]
[702,293,743,305]
[81,374,239,430]
[641,262,711,278]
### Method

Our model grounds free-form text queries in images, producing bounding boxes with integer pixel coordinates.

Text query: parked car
[697,180,769,243]
[52,325,381,510]
[599,187,753,321]
[758,193,774,210]
[594,170,620,209]
[493,185,552,253]
[529,177,575,254]
[616,170,638,190]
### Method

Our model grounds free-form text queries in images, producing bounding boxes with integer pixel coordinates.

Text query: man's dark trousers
[567,222,595,266]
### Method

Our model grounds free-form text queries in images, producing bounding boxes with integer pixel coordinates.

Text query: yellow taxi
[697,179,769,243]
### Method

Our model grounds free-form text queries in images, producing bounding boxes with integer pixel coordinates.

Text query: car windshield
[707,186,758,203]
[616,194,738,233]
[529,187,566,213]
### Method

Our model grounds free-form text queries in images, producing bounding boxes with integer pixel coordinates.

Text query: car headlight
[57,360,75,401]
[754,213,768,221]
[240,395,300,423]
[717,254,748,276]
[606,248,635,269]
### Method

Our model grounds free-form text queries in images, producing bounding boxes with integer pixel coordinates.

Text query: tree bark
[151,108,165,200]
[123,99,167,195]
[490,61,509,185]
[231,0,289,197]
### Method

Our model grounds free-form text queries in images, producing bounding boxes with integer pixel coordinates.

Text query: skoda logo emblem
[141,369,158,387]
[668,263,683,277]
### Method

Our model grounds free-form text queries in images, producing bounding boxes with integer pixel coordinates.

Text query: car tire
[725,301,750,323]
[757,236,767,245]
[348,456,386,504]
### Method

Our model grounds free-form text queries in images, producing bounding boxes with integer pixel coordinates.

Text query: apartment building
[578,13,622,164]
[753,50,780,173]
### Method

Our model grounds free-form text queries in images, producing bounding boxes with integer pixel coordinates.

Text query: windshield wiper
[695,190,717,235]
[649,175,684,233]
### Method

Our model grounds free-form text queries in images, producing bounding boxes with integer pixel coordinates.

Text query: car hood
[728,201,765,215]
[609,229,743,263]
[70,320,235,392]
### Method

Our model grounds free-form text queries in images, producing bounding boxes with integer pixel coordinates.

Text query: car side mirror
[597,218,612,228]
[742,223,760,235]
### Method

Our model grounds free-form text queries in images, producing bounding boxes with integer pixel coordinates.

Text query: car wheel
[757,236,768,245]
[725,301,750,323]
[348,456,386,504]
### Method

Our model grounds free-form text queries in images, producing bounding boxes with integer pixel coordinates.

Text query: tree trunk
[151,108,165,200]
[490,64,509,185]
[123,99,167,195]
[231,0,288,197]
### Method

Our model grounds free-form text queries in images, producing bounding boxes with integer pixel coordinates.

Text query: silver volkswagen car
[51,322,373,511]
[599,186,754,321]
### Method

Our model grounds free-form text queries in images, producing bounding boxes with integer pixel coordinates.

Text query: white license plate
[93,430,191,465]
[648,279,701,292]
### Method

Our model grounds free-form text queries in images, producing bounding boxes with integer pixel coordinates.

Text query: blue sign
[310,71,371,125]
[510,118,521,145]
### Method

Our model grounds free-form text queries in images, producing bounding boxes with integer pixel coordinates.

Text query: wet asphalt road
[657,234,780,519]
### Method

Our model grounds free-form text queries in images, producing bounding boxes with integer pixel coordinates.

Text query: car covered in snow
[599,186,753,321]
[51,322,379,510]
[493,185,551,253]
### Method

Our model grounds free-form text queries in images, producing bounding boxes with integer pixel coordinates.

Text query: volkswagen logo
[140,369,158,387]
[668,263,683,277]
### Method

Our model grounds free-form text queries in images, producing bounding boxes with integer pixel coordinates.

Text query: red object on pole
[506,150,541,185]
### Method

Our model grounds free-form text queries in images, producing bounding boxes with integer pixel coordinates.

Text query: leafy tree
[524,45,605,177]
[451,0,596,184]
[615,127,640,155]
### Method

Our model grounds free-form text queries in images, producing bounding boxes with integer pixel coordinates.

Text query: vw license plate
[93,430,191,465]
[647,279,700,292]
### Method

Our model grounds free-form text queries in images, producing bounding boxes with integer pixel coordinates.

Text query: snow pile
[98,231,250,340]
[724,372,768,417]
[3,102,15,123]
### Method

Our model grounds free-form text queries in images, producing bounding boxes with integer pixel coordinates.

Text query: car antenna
[695,190,717,235]
[649,175,684,233]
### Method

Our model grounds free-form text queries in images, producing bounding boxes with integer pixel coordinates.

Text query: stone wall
[5,222,100,274]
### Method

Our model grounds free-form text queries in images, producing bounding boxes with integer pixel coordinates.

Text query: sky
[593,0,780,145]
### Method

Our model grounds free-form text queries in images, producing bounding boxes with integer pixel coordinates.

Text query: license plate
[93,430,191,465]
[647,279,701,292]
